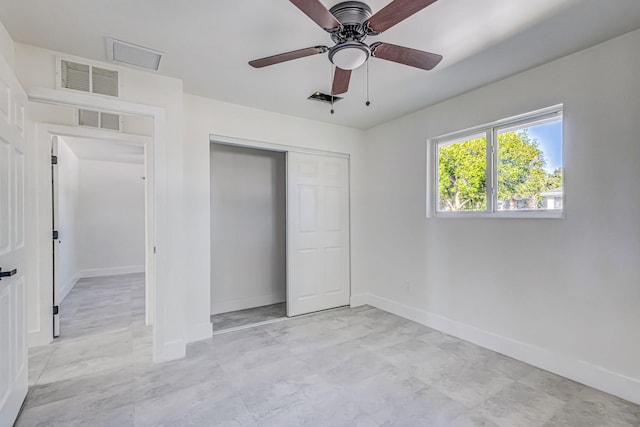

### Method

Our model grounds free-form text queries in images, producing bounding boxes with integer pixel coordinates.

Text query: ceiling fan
[249,0,443,96]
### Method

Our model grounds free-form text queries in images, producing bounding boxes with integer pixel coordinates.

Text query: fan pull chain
[366,60,371,107]
[330,64,335,114]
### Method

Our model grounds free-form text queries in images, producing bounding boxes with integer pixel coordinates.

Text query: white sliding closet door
[0,67,28,426]
[287,152,350,316]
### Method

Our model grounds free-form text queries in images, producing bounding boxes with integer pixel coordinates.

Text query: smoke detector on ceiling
[106,37,163,71]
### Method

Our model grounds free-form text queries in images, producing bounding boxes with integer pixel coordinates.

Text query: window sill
[430,210,564,219]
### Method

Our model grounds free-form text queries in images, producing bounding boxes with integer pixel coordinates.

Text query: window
[429,106,563,218]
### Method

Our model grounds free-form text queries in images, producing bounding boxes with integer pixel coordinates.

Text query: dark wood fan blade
[332,67,351,95]
[249,46,328,68]
[370,42,442,70]
[366,0,438,34]
[290,0,342,31]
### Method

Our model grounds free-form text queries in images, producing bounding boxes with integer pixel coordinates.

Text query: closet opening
[210,143,287,332]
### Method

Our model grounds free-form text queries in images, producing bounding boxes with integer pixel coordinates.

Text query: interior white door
[287,152,350,316]
[0,77,28,425]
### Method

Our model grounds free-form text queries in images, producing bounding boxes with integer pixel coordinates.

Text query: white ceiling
[2,0,640,129]
[62,136,144,165]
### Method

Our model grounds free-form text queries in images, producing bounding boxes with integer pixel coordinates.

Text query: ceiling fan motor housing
[329,1,372,42]
[328,1,373,70]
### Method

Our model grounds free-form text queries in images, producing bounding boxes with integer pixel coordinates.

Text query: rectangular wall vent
[61,60,91,92]
[92,67,119,97]
[60,60,119,97]
[78,109,99,127]
[99,112,120,130]
[78,109,121,131]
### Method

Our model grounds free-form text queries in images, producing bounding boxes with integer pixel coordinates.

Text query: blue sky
[527,121,562,173]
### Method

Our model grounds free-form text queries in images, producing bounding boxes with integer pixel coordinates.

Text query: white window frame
[427,105,564,219]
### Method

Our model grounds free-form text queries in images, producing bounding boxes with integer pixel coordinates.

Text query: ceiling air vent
[107,37,162,71]
[308,91,343,104]
[60,60,119,97]
[78,109,121,131]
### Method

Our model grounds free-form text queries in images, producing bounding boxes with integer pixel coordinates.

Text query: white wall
[0,20,13,70]
[77,159,145,277]
[210,144,286,314]
[55,137,80,301]
[362,29,640,404]
[183,94,366,341]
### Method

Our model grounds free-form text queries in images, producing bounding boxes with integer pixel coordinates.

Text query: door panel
[287,152,350,316]
[0,284,10,402]
[0,140,9,256]
[13,150,25,249]
[14,277,26,378]
[0,66,28,426]
[298,186,318,232]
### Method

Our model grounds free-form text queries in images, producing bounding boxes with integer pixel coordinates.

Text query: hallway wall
[77,159,145,277]
[55,137,80,301]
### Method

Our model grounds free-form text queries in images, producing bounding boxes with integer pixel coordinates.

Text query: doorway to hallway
[50,131,148,339]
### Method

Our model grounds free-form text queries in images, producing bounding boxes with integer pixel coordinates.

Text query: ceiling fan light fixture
[329,41,370,70]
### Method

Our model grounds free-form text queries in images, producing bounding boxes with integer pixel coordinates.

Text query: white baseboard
[186,321,213,343]
[58,272,80,302]
[350,293,369,307]
[79,265,145,278]
[28,328,52,349]
[366,293,640,406]
[211,294,285,315]
[154,339,186,363]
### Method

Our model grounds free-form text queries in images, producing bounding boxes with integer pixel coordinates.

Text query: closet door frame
[209,135,351,317]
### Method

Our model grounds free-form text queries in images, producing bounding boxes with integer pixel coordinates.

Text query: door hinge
[53,305,59,315]
[52,230,59,240]
[51,155,58,165]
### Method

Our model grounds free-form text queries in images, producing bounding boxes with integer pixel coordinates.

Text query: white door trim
[209,134,350,159]
[209,134,352,317]
[27,87,177,362]
[40,124,153,342]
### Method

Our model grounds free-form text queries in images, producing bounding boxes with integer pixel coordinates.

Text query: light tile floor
[17,274,640,426]
[211,302,287,332]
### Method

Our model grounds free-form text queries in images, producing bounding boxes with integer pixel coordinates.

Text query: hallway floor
[16,274,640,426]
